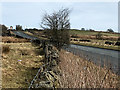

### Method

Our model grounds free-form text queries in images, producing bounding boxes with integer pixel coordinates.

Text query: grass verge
[59,49,119,88]
[71,41,120,51]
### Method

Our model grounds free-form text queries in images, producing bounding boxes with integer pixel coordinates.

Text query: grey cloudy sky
[1,2,118,31]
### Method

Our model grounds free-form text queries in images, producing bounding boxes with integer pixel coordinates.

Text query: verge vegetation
[59,50,119,88]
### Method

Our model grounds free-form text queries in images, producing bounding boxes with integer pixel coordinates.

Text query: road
[12,31,38,40]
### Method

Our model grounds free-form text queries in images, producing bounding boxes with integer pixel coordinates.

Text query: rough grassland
[22,30,120,51]
[2,42,43,88]
[59,50,119,88]
[71,40,120,51]
[70,30,119,37]
[2,36,29,43]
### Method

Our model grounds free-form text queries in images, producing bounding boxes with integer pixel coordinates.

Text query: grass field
[2,42,44,88]
[23,31,47,40]
[23,29,119,40]
[70,29,119,37]
[21,29,120,51]
[1,35,120,88]
[71,39,120,51]
[2,36,30,43]
[69,30,120,51]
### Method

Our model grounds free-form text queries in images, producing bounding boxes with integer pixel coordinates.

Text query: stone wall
[29,43,61,89]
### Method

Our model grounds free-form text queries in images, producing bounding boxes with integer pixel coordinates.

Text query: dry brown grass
[71,38,120,51]
[2,36,29,43]
[58,50,119,88]
[2,43,44,88]
[71,35,118,41]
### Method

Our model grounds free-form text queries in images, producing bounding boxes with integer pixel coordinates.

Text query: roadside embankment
[58,49,119,88]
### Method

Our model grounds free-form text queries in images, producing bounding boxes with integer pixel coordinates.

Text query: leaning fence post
[45,44,49,63]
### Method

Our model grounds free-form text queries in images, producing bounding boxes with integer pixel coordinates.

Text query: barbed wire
[28,62,50,89]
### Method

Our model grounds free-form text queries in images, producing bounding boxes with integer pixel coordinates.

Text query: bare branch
[41,8,71,50]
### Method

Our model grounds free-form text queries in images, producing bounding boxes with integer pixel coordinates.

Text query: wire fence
[28,43,60,89]
[28,62,50,89]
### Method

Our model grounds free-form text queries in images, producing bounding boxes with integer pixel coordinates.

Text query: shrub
[96,32,102,40]
[118,37,120,41]
[71,34,79,38]
[2,45,10,54]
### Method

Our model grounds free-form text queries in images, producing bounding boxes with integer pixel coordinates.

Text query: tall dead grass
[71,35,118,41]
[2,43,43,88]
[2,36,29,43]
[58,50,119,88]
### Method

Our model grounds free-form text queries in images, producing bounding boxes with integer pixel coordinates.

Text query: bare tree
[41,8,71,50]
